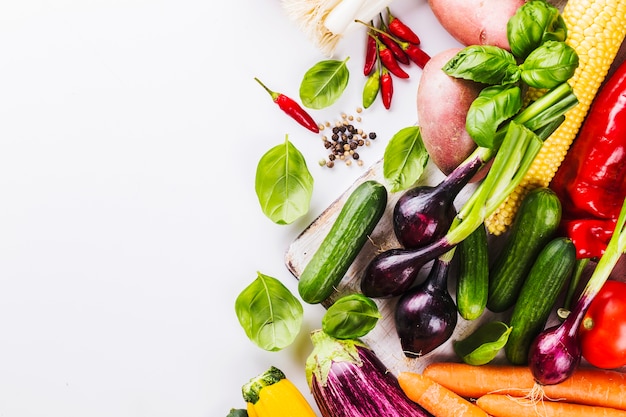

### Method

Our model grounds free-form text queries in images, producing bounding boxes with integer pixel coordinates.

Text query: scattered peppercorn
[317,108,378,168]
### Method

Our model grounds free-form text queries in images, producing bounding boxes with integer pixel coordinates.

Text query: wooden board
[285,159,514,375]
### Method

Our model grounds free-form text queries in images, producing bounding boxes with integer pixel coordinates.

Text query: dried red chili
[380,67,393,109]
[386,7,421,45]
[374,36,409,79]
[378,32,410,65]
[550,60,626,259]
[378,19,409,65]
[404,43,431,68]
[363,26,377,76]
[254,77,320,134]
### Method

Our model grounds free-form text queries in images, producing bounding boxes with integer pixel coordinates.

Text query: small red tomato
[579,280,626,369]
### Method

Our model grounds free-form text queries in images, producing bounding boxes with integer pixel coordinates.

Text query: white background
[0,1,463,416]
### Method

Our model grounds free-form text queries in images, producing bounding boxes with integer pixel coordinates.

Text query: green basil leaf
[322,294,381,339]
[299,57,350,109]
[520,41,579,89]
[466,84,522,148]
[382,126,429,193]
[235,271,304,351]
[255,136,314,225]
[226,409,248,417]
[443,45,521,85]
[507,0,567,59]
[453,321,512,365]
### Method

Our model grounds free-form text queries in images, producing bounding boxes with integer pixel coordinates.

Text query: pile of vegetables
[232,0,626,415]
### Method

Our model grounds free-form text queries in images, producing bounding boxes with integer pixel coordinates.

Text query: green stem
[447,122,538,244]
[559,257,591,318]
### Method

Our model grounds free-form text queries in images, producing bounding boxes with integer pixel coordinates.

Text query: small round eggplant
[393,185,457,249]
[394,255,458,358]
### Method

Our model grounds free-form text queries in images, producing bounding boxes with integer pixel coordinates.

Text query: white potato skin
[417,48,485,180]
[428,0,527,50]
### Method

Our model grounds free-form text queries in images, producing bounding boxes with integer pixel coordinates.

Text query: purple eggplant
[393,153,485,249]
[395,252,458,358]
[305,330,433,417]
[361,148,491,299]
[361,91,574,299]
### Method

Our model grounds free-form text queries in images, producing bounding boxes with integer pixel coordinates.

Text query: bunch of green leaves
[235,272,303,351]
[255,135,314,225]
[443,0,578,149]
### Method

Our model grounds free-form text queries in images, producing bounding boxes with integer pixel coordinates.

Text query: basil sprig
[507,0,567,59]
[466,85,522,148]
[443,46,521,85]
[520,40,579,88]
[443,0,579,150]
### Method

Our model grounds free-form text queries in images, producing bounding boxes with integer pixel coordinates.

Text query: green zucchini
[456,223,489,320]
[504,237,576,365]
[298,180,387,304]
[487,187,561,312]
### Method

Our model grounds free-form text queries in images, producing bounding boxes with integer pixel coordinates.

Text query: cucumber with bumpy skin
[505,237,576,365]
[456,223,489,320]
[487,187,561,312]
[298,180,387,304]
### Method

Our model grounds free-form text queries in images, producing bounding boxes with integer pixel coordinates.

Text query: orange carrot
[397,372,489,417]
[423,362,626,411]
[476,394,626,417]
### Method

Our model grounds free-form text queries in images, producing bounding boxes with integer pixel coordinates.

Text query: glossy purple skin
[360,241,452,298]
[395,257,458,358]
[361,146,486,298]
[528,297,586,385]
[393,185,457,249]
[311,345,433,417]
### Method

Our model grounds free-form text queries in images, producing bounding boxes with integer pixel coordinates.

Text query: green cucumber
[505,237,576,365]
[456,223,489,320]
[487,187,561,312]
[298,180,387,304]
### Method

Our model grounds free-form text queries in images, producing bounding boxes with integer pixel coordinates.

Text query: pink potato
[417,48,485,181]
[428,0,526,50]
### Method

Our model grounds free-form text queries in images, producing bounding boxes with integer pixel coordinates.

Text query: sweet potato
[417,48,485,181]
[428,0,525,50]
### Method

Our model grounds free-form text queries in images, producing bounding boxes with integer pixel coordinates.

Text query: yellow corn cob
[485,0,626,235]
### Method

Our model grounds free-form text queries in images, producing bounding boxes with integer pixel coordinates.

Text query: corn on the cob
[485,0,626,235]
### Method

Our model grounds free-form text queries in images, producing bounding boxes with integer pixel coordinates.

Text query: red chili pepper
[378,20,409,65]
[254,77,319,134]
[380,67,393,109]
[550,60,626,259]
[364,27,377,76]
[378,33,409,66]
[386,7,421,45]
[375,37,409,79]
[404,44,431,69]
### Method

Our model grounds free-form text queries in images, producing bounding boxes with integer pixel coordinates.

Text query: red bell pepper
[550,59,626,259]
